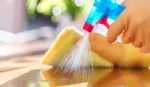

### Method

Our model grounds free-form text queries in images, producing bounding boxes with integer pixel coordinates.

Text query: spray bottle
[83,0,125,33]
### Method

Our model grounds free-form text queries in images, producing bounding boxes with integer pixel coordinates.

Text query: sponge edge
[41,26,113,67]
[41,26,82,65]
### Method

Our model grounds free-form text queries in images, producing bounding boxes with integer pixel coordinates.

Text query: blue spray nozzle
[83,0,125,32]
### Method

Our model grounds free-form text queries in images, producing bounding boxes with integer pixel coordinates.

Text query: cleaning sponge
[41,26,113,67]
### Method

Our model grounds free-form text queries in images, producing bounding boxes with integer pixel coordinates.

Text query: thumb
[107,10,127,43]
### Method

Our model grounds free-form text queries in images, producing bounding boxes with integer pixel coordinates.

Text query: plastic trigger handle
[97,3,125,29]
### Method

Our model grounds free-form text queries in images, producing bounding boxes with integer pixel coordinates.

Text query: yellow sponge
[41,26,113,67]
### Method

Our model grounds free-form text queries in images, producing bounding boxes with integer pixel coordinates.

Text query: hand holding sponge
[41,26,150,68]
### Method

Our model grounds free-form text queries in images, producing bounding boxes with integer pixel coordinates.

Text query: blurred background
[0,0,94,60]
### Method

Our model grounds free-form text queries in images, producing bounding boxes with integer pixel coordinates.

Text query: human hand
[107,0,150,53]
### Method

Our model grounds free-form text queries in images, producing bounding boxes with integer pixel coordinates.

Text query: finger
[132,27,143,48]
[122,23,136,44]
[107,10,128,43]
[140,29,150,53]
[122,13,140,44]
[140,44,148,54]
[89,33,105,46]
[145,30,150,53]
[122,31,133,44]
[89,33,108,52]
[89,33,97,47]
